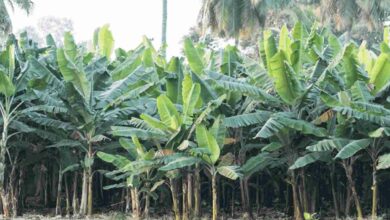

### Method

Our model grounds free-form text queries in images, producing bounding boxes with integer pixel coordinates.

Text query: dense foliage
[1,24,390,220]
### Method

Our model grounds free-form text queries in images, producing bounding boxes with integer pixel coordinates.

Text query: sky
[9,0,202,57]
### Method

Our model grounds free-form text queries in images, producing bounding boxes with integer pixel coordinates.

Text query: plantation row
[1,23,390,220]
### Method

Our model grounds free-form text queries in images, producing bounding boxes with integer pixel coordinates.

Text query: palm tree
[0,0,34,40]
[313,0,390,42]
[197,0,299,43]
[161,0,167,57]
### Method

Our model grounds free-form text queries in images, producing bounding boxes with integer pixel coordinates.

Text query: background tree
[0,0,33,40]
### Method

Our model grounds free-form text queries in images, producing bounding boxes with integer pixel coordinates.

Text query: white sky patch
[10,0,202,57]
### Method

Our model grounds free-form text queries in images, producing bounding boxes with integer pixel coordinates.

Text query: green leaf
[223,111,272,128]
[111,126,166,141]
[256,116,327,138]
[97,151,130,169]
[385,27,389,45]
[209,72,279,104]
[260,30,277,71]
[369,53,390,94]
[217,166,241,180]
[351,81,373,102]
[131,136,145,157]
[140,114,170,132]
[269,51,302,105]
[279,25,291,58]
[262,142,283,152]
[307,139,349,152]
[159,157,200,171]
[156,95,181,130]
[56,47,90,101]
[150,180,165,192]
[291,22,304,73]
[256,117,285,138]
[335,139,371,159]
[368,127,390,138]
[341,44,360,88]
[377,153,390,170]
[0,69,15,96]
[241,152,275,177]
[210,115,226,149]
[111,46,144,80]
[183,38,204,75]
[98,24,115,59]
[182,74,201,124]
[358,42,375,73]
[196,125,220,164]
[289,152,331,170]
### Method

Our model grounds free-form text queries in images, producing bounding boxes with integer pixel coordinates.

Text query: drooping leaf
[377,153,390,170]
[335,139,371,159]
[223,111,272,128]
[289,151,331,170]
[240,152,276,177]
[217,166,241,180]
[307,138,349,152]
[140,114,170,132]
[262,142,283,152]
[159,157,200,171]
[97,151,131,169]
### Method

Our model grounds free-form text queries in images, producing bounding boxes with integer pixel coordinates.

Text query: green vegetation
[1,21,390,220]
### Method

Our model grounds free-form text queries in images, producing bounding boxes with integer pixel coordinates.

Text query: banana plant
[111,65,226,219]
[0,34,55,217]
[159,117,241,220]
[27,26,162,217]
[298,83,390,220]
[289,30,390,219]
[219,23,339,220]
[97,135,164,219]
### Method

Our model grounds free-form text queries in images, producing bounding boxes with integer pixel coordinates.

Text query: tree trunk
[182,176,189,220]
[125,188,131,213]
[212,174,218,220]
[0,119,10,218]
[187,173,193,217]
[330,165,340,218]
[240,178,252,219]
[291,171,303,220]
[194,164,201,218]
[9,161,18,217]
[169,178,180,220]
[79,169,87,216]
[256,176,260,214]
[131,187,140,219]
[72,172,79,215]
[300,169,308,213]
[55,166,63,216]
[64,174,70,217]
[87,164,93,216]
[231,186,235,218]
[1,190,10,218]
[161,0,168,57]
[371,163,378,220]
[343,160,363,220]
[144,193,150,219]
